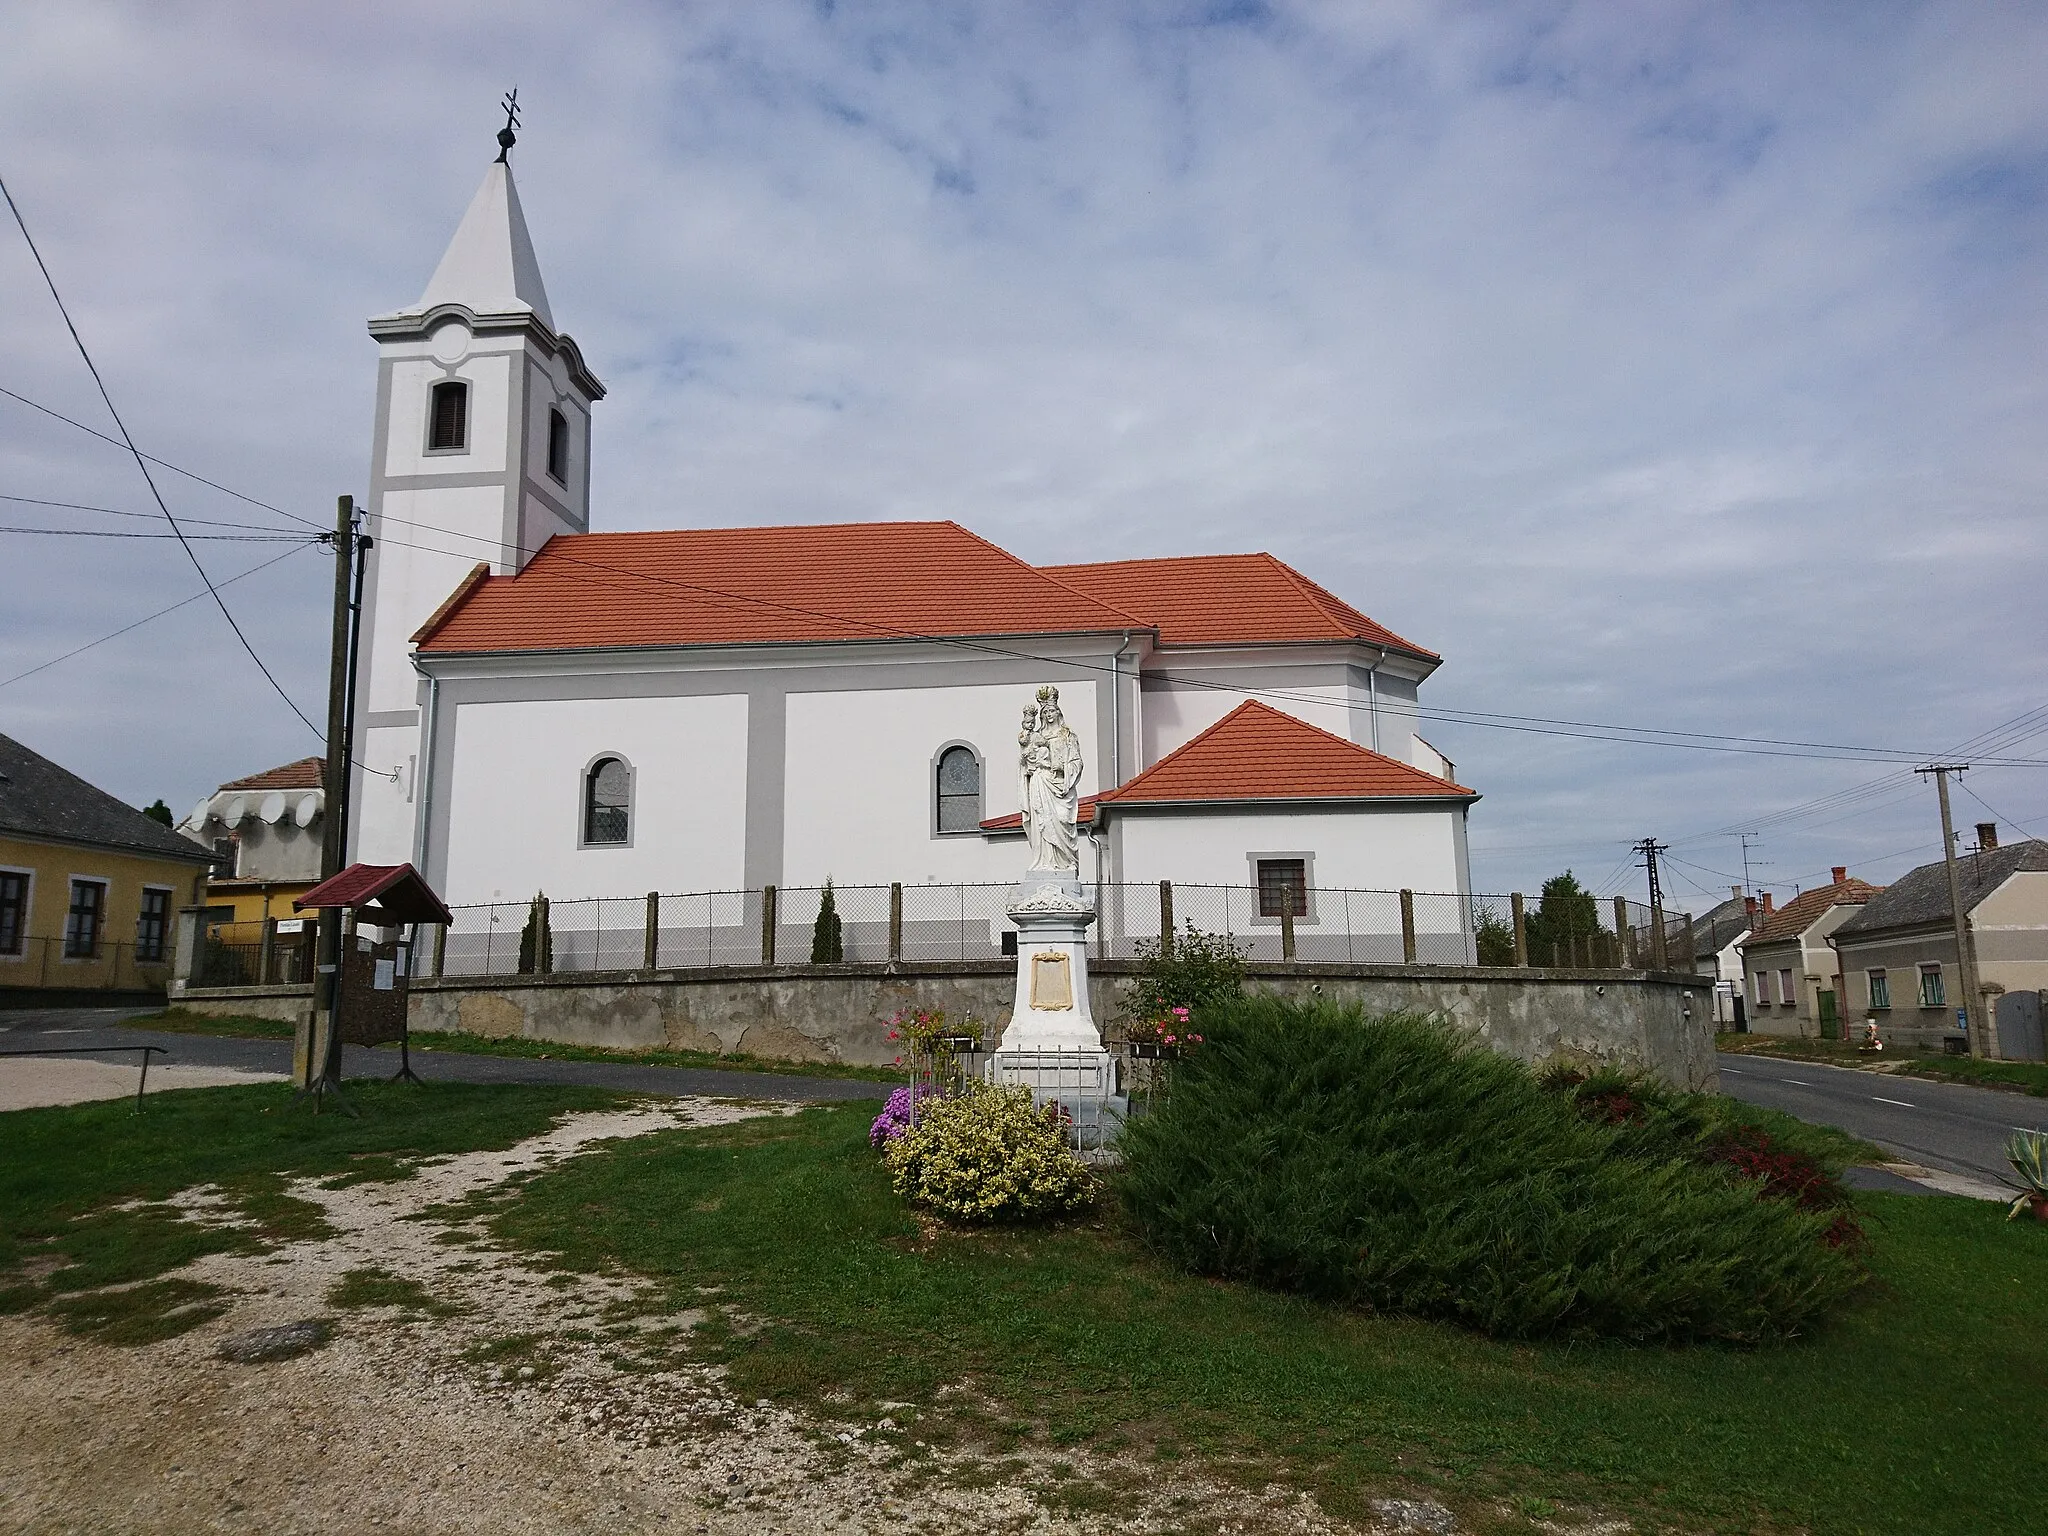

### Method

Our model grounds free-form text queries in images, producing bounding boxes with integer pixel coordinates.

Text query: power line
[1957,780,2044,842]
[0,492,303,534]
[0,541,313,690]
[0,171,324,741]
[0,384,322,530]
[0,524,312,541]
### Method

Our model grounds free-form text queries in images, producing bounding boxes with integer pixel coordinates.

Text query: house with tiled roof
[1830,829,2048,1058]
[176,757,327,925]
[341,141,1479,951]
[1735,870,1883,1038]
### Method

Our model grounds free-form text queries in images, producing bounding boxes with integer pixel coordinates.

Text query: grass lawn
[0,1078,625,1339]
[488,1100,2048,1536]
[1718,1030,2048,1097]
[125,1008,903,1084]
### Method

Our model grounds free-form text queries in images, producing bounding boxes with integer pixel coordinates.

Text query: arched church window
[934,745,982,834]
[583,757,631,845]
[547,407,570,484]
[428,381,469,451]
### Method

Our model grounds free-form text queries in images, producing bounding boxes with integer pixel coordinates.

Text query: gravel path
[0,1099,1532,1536]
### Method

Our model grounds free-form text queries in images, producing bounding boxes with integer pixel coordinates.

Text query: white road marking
[1720,1066,1745,1073]
[1779,1078,1813,1086]
[1871,1097,1916,1108]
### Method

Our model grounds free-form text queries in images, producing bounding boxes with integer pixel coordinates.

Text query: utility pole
[1918,764,1988,1057]
[305,494,363,1110]
[1635,838,1670,968]
[1736,831,1760,896]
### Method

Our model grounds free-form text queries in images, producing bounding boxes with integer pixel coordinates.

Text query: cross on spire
[495,88,521,163]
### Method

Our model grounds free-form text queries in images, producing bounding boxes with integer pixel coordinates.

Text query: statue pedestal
[989,877,1119,1123]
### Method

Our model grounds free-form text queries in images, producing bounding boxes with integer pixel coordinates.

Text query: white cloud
[1,0,2043,900]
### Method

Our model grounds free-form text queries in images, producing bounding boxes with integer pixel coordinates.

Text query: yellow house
[0,732,217,997]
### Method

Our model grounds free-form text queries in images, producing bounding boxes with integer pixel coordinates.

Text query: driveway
[0,1006,886,1105]
[1716,1050,2043,1195]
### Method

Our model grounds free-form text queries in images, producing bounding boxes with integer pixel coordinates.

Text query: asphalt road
[0,1006,887,1104]
[1717,1050,2044,1191]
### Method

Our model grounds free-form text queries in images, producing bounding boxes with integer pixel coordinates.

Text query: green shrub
[517,893,552,975]
[1116,999,1864,1343]
[884,1085,1092,1223]
[1119,920,1246,1026]
[810,878,844,964]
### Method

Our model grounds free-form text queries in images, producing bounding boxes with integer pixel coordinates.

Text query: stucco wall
[177,961,1715,1091]
[0,834,206,991]
[440,693,751,904]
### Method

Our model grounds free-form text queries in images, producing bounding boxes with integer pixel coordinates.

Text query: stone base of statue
[988,872,1121,1143]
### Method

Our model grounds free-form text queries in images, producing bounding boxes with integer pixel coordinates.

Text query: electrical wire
[0,492,305,534]
[0,171,324,740]
[1958,780,2044,842]
[0,525,312,541]
[0,541,313,690]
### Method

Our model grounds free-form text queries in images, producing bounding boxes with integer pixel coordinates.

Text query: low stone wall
[176,961,1718,1089]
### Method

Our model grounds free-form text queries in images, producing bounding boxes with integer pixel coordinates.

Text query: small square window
[1868,969,1890,1010]
[1256,859,1307,919]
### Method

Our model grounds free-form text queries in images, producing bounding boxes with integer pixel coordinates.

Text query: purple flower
[870,1082,943,1147]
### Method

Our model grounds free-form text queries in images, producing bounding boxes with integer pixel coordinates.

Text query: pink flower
[888,1030,899,1040]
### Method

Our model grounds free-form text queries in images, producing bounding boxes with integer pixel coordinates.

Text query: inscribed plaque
[1029,951,1074,1010]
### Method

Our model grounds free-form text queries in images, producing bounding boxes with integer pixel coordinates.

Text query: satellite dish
[189,798,212,829]
[294,792,322,828]
[223,795,249,824]
[259,791,287,824]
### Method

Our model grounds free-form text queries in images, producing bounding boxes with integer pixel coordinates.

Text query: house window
[64,880,106,959]
[1918,964,1945,1008]
[1754,971,1771,1007]
[0,870,26,956]
[136,888,171,964]
[934,745,982,834]
[1257,859,1308,919]
[428,380,469,451]
[583,757,631,845]
[547,407,570,484]
[1868,969,1890,1009]
[1779,968,1795,1006]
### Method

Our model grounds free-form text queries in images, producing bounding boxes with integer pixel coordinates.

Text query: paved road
[1717,1051,2044,1191]
[0,1006,887,1104]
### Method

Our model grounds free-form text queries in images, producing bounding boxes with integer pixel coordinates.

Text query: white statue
[1018,685,1083,876]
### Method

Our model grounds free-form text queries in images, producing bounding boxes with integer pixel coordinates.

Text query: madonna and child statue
[995,687,1113,1111]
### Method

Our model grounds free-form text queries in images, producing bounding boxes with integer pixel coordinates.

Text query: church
[346,136,1479,950]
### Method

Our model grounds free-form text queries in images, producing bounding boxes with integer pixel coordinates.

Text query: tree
[810,878,844,964]
[1474,907,1516,967]
[1119,921,1247,1026]
[1524,871,1603,967]
[518,892,553,975]
[141,799,174,828]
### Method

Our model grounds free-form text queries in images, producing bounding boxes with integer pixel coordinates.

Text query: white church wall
[439,693,749,905]
[782,682,1098,887]
[362,486,504,715]
[381,346,516,481]
[1107,805,1469,944]
[352,722,422,867]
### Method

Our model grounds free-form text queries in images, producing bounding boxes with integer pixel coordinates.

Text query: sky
[2,0,2044,908]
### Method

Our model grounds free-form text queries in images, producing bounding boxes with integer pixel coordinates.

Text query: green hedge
[1116,1000,1864,1343]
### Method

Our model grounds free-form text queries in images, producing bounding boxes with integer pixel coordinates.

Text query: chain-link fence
[5,936,177,992]
[408,881,1699,980]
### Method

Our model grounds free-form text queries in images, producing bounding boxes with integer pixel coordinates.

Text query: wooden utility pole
[303,495,357,1105]
[1919,765,1988,1056]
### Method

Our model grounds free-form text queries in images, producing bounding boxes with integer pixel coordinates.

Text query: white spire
[410,160,555,330]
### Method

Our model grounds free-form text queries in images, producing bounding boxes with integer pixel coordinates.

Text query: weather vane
[495,88,521,162]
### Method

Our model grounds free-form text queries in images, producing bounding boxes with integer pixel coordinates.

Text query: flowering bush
[869,1083,942,1148]
[883,1084,1092,1223]
[886,1007,984,1056]
[1122,1004,1205,1050]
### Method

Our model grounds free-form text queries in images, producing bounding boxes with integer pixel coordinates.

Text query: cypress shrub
[810,879,844,964]
[517,893,552,975]
[1116,999,1864,1343]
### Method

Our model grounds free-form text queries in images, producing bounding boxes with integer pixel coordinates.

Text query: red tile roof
[1106,701,1472,807]
[415,522,1149,653]
[221,757,326,792]
[1744,878,1883,944]
[979,799,1100,833]
[1043,553,1434,657]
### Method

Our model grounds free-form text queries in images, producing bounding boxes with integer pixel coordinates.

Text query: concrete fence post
[259,916,277,986]
[1649,900,1667,971]
[888,883,903,962]
[1400,889,1417,964]
[1678,913,1696,975]
[1612,896,1630,969]
[760,885,778,966]
[1159,881,1175,956]
[1280,902,1296,961]
[643,891,660,971]
[1510,893,1527,967]
[431,923,447,978]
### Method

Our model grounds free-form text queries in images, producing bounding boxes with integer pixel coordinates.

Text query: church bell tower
[349,107,605,866]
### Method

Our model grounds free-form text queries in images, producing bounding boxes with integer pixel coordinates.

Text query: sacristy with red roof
[343,140,1480,944]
